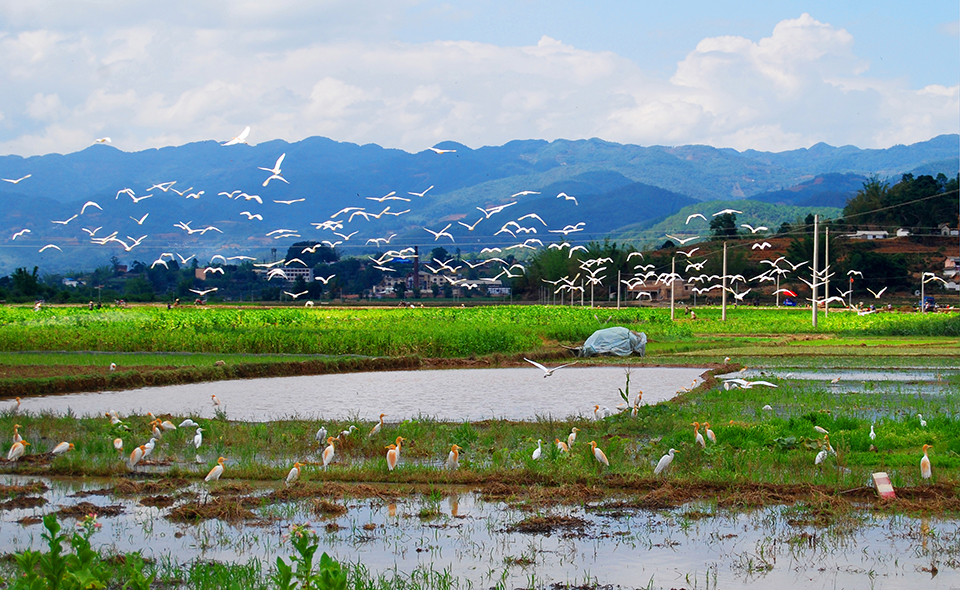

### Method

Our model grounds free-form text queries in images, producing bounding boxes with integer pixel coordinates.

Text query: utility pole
[824,227,830,317]
[670,257,676,320]
[721,242,728,321]
[812,214,819,328]
[616,270,621,310]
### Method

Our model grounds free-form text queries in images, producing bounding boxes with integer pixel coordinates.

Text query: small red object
[873,472,895,499]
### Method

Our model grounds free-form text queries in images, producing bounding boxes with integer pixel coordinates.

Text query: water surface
[18,367,706,422]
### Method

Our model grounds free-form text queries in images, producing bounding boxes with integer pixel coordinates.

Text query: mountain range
[0,134,956,274]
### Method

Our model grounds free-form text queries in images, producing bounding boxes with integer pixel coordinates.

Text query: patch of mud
[209,482,253,497]
[113,478,189,496]
[0,482,49,498]
[312,499,348,517]
[167,496,258,522]
[140,495,176,508]
[71,488,112,498]
[507,514,590,535]
[16,516,43,526]
[57,501,123,518]
[479,482,519,500]
[0,496,47,510]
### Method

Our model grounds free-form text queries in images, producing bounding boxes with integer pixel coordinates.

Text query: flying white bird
[39,244,62,252]
[52,215,78,225]
[512,190,540,197]
[427,147,456,154]
[240,211,263,220]
[712,208,742,216]
[80,201,102,215]
[189,288,218,296]
[240,193,263,204]
[284,290,309,299]
[556,192,579,205]
[222,126,251,146]
[408,185,434,197]
[752,242,772,250]
[685,213,707,224]
[130,213,149,225]
[477,202,517,218]
[315,274,336,284]
[458,218,484,231]
[665,234,699,245]
[867,286,888,299]
[11,229,30,240]
[94,137,111,144]
[424,224,455,242]
[741,224,768,233]
[523,358,577,378]
[2,174,31,184]
[274,198,305,205]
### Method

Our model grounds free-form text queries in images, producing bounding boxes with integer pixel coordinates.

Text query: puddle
[717,368,957,397]
[15,367,705,422]
[0,475,957,589]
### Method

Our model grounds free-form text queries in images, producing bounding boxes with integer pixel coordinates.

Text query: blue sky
[0,1,956,156]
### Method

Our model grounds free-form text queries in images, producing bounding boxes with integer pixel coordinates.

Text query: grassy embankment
[0,304,957,396]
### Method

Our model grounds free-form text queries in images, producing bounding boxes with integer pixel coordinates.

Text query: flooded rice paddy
[16,367,706,422]
[1,475,957,589]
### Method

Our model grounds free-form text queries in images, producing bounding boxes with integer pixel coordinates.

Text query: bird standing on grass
[590,441,609,467]
[532,439,543,460]
[205,457,226,482]
[12,424,23,444]
[445,445,462,470]
[920,445,932,481]
[113,438,123,454]
[703,422,716,444]
[7,440,29,462]
[51,442,74,456]
[385,444,399,471]
[128,445,146,470]
[286,462,303,486]
[655,448,677,475]
[369,413,386,437]
[692,422,705,448]
[869,424,876,441]
[322,437,336,470]
[918,414,927,428]
[555,438,569,453]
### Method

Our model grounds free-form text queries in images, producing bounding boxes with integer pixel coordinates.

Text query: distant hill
[0,134,955,274]
[748,173,867,208]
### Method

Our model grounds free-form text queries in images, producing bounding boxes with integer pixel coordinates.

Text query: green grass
[2,375,956,490]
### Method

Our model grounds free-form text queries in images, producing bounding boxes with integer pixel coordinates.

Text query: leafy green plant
[271,524,346,590]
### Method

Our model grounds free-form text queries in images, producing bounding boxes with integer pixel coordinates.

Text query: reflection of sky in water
[18,367,706,422]
[1,475,957,589]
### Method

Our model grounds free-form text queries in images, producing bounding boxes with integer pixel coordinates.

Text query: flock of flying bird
[5,128,900,305]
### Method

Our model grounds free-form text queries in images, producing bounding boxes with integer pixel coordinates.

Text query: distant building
[848,230,889,240]
[939,223,960,237]
[945,257,960,291]
[252,266,314,283]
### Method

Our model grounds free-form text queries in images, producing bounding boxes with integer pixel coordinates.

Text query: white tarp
[580,327,647,357]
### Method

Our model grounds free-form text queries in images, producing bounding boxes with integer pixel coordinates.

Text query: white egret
[523,358,576,378]
[654,448,676,475]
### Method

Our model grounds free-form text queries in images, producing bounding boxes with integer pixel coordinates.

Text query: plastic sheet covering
[580,327,647,357]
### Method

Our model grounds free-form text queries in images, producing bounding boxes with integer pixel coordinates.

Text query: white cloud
[0,12,955,156]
